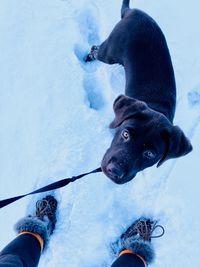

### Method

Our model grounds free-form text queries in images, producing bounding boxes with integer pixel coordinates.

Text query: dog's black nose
[106,163,124,180]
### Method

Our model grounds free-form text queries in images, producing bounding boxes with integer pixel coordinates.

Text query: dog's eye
[121,130,130,141]
[143,150,156,159]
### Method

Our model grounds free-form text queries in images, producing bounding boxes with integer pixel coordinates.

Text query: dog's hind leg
[86,39,120,65]
[85,1,131,64]
[121,0,131,19]
[86,41,119,64]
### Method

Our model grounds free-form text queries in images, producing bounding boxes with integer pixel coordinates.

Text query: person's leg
[111,217,165,267]
[111,253,146,267]
[0,233,42,267]
[0,195,58,267]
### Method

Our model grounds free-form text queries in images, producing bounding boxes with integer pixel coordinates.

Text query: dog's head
[101,95,192,184]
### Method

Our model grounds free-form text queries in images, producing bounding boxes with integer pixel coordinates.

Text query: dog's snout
[106,163,124,180]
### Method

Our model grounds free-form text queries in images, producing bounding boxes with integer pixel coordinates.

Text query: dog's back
[98,9,176,122]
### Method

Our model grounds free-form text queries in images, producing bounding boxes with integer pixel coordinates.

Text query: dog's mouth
[101,162,134,184]
[107,172,125,184]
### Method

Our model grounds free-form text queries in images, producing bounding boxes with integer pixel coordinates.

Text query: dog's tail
[121,0,130,18]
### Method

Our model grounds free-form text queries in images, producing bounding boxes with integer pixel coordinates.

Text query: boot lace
[36,196,57,222]
[122,218,165,242]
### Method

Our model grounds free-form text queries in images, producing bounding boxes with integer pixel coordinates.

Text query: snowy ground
[0,0,200,266]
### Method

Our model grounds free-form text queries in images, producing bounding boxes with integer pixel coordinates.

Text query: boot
[15,195,58,248]
[112,217,165,265]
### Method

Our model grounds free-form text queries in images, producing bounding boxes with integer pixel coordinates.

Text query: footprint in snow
[82,75,105,110]
[188,85,200,108]
[184,84,200,139]
[74,4,105,110]
[75,5,101,46]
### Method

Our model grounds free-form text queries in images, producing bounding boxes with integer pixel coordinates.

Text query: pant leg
[0,234,41,267]
[111,253,145,267]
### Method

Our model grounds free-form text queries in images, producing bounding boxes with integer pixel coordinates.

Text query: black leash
[0,167,102,209]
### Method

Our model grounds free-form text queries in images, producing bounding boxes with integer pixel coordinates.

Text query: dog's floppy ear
[110,95,148,128]
[157,126,193,167]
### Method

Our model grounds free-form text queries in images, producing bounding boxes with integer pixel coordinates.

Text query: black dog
[87,0,192,184]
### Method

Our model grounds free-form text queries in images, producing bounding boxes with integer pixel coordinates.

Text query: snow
[0,0,200,266]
